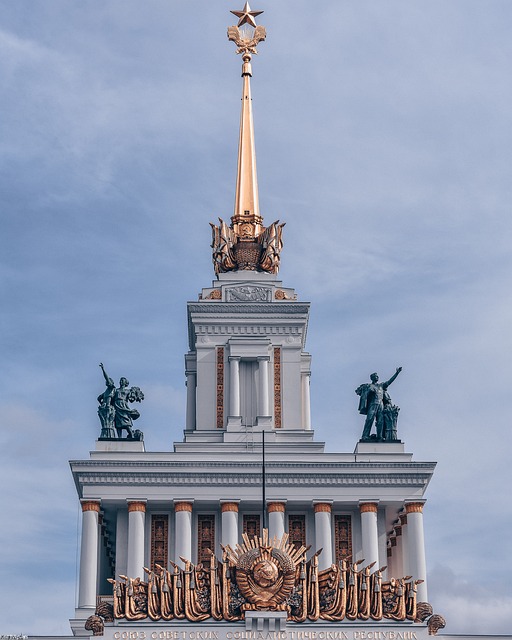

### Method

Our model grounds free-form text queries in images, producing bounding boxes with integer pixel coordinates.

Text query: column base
[255,415,272,428]
[226,416,242,428]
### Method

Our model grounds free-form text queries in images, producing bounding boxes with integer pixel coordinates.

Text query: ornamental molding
[75,471,433,488]
[313,502,332,513]
[71,460,437,471]
[359,502,379,513]
[188,302,310,315]
[174,501,193,512]
[81,500,101,512]
[405,501,425,513]
[267,501,286,512]
[197,325,302,335]
[220,501,240,512]
[127,501,146,513]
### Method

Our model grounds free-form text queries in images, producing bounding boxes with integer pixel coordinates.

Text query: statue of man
[355,368,402,441]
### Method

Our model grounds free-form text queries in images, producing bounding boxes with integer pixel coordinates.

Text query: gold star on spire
[230,2,263,28]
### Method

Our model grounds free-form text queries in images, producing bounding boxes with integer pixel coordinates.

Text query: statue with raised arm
[97,363,116,438]
[355,367,402,441]
[97,364,144,440]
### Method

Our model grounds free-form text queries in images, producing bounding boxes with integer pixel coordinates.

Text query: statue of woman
[97,363,116,438]
[114,377,143,438]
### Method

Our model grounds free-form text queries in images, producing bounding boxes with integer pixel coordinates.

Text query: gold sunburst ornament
[222,530,307,610]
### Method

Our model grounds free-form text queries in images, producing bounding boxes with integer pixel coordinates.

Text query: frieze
[76,472,433,488]
[188,303,310,314]
[226,286,272,302]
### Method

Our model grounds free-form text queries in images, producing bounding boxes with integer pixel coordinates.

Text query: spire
[210,6,285,276]
[232,48,261,237]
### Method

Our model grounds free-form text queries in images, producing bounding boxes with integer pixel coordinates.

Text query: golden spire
[210,6,285,276]
[228,3,266,238]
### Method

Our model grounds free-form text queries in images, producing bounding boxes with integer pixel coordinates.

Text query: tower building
[68,5,444,640]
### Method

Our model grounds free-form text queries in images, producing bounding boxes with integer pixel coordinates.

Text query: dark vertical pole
[262,430,267,531]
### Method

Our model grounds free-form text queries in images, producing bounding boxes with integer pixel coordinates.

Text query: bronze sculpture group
[356,367,402,442]
[97,363,144,440]
[104,530,426,624]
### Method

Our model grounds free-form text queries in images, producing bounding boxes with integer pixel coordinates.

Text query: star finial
[230,2,263,29]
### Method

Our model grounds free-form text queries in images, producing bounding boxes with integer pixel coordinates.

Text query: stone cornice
[71,460,436,470]
[74,470,433,488]
[188,302,311,315]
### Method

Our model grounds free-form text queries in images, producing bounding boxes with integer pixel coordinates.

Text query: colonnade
[77,498,428,610]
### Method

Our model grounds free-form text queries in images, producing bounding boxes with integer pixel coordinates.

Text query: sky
[1,0,512,636]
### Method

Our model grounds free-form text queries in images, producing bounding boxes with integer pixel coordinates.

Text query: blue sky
[1,0,512,635]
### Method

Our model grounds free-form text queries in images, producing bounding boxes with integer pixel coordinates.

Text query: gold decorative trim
[128,501,146,513]
[334,514,352,564]
[274,347,281,428]
[405,502,424,514]
[267,502,285,513]
[206,289,222,300]
[359,502,378,513]
[81,501,100,513]
[314,502,332,513]
[221,502,239,513]
[175,501,193,513]
[150,514,168,571]
[275,289,295,301]
[399,513,408,525]
[197,514,215,565]
[216,347,225,428]
[243,514,261,539]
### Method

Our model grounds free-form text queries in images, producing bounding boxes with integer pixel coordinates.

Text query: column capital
[174,500,194,512]
[220,501,240,513]
[359,500,379,513]
[267,501,286,513]
[313,501,332,513]
[81,499,101,512]
[257,356,270,362]
[127,500,147,513]
[228,355,241,362]
[405,500,426,514]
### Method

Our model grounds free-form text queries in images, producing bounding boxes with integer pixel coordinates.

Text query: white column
[174,500,193,568]
[78,500,100,609]
[257,356,270,416]
[393,522,404,578]
[127,500,146,579]
[268,502,286,541]
[359,501,380,568]
[399,511,410,577]
[314,502,333,570]
[185,370,196,431]
[220,501,239,549]
[405,501,428,601]
[302,373,311,429]
[229,357,241,417]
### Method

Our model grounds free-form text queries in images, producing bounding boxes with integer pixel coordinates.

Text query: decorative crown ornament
[210,5,285,275]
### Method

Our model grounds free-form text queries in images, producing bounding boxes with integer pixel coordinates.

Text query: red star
[230,2,263,28]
